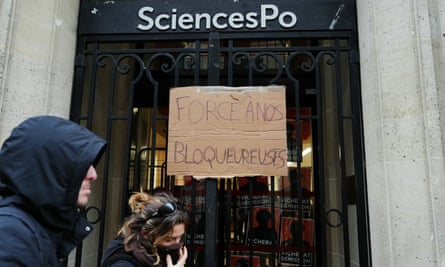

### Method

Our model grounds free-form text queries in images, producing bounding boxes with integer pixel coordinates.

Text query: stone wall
[356,0,445,265]
[0,0,79,143]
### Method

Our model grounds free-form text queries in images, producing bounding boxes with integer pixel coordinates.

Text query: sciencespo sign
[79,0,355,34]
[137,4,298,31]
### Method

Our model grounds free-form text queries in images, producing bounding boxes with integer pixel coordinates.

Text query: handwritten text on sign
[167,86,288,178]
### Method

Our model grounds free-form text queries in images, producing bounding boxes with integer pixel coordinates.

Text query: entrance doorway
[71,30,370,267]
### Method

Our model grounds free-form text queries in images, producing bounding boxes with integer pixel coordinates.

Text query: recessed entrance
[72,1,370,266]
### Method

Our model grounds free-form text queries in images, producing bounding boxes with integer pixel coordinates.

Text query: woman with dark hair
[101,191,189,267]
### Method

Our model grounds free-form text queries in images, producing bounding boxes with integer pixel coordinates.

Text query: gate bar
[204,178,218,267]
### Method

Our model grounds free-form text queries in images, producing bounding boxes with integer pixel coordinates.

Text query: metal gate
[70,27,370,267]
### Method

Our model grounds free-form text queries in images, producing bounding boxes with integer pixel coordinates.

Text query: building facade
[0,0,444,267]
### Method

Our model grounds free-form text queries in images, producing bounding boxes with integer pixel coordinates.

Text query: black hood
[0,115,107,232]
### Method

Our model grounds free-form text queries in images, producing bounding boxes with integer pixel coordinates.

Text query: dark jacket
[101,238,144,267]
[0,116,107,266]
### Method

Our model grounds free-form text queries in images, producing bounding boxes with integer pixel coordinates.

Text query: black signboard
[79,0,355,34]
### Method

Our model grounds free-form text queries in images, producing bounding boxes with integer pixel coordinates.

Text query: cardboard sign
[167,86,287,178]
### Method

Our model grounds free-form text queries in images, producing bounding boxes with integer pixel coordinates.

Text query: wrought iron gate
[70,29,370,267]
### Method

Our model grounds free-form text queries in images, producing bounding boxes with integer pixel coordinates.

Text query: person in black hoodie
[0,115,107,266]
[101,191,189,267]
